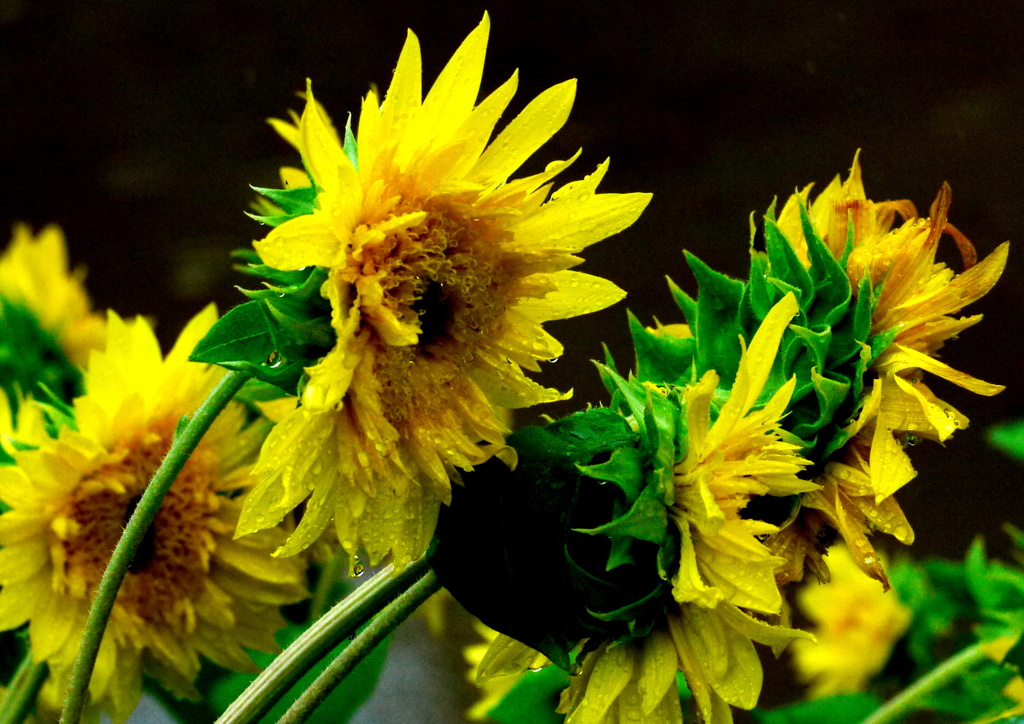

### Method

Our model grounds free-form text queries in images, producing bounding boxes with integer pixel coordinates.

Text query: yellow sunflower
[0,308,307,723]
[791,544,911,697]
[238,14,652,565]
[775,156,1006,584]
[480,295,816,724]
[0,223,105,368]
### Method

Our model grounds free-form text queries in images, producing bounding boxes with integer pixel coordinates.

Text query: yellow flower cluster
[0,309,307,722]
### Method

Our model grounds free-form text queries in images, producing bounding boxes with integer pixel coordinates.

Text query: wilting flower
[238,14,651,565]
[771,156,1006,585]
[791,544,911,697]
[0,309,306,722]
[0,224,105,405]
[471,295,816,724]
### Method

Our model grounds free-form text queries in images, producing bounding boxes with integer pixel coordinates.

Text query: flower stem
[59,370,250,724]
[277,568,442,724]
[0,656,48,724]
[860,642,989,724]
[214,556,432,724]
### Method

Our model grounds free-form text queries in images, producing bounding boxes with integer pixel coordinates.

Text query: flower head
[0,309,307,722]
[0,224,106,406]
[454,295,816,724]
[238,15,651,565]
[770,156,1006,585]
[791,544,911,697]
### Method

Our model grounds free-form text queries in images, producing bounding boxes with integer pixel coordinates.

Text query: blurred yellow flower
[0,223,105,367]
[0,308,307,722]
[791,544,911,697]
[238,14,652,566]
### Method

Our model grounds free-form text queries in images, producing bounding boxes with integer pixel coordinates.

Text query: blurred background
[3,0,1024,720]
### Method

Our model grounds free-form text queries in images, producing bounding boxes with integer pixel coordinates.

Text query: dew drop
[353,562,366,576]
[569,662,584,676]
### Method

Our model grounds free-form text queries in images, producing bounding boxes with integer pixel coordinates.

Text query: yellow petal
[469,79,576,187]
[705,293,798,453]
[254,213,343,271]
[567,644,633,724]
[299,82,356,195]
[638,629,680,715]
[515,271,626,322]
[416,14,489,148]
[379,30,423,145]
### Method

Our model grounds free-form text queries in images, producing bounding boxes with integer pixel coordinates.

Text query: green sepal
[666,276,697,328]
[747,250,778,320]
[248,183,318,228]
[192,261,335,394]
[789,325,832,372]
[684,252,746,385]
[576,446,644,504]
[343,115,359,172]
[33,384,78,437]
[764,218,813,307]
[628,311,695,387]
[800,199,851,327]
[573,483,668,546]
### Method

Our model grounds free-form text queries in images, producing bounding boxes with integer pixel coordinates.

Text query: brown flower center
[61,421,222,629]
[358,201,522,424]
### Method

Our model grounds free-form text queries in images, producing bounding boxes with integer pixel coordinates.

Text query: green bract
[629,199,895,464]
[432,406,680,671]
[0,298,83,413]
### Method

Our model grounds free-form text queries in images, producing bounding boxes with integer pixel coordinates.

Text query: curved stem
[0,656,48,724]
[59,370,250,724]
[215,557,431,724]
[276,568,442,724]
[860,642,988,724]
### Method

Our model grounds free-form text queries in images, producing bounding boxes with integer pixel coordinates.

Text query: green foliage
[247,181,318,227]
[627,199,892,466]
[0,298,83,415]
[190,255,334,395]
[990,419,1024,462]
[486,666,570,724]
[752,693,881,724]
[432,406,679,671]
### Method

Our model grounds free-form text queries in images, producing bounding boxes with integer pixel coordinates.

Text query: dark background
[3,0,1024,716]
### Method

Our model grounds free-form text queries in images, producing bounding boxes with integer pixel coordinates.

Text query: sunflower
[0,224,106,406]
[238,14,652,565]
[0,308,307,723]
[791,544,911,697]
[475,295,816,724]
[771,157,1006,585]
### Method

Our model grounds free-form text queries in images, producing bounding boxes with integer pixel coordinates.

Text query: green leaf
[917,657,1017,719]
[752,693,881,724]
[190,301,276,369]
[487,665,568,724]
[990,420,1024,462]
